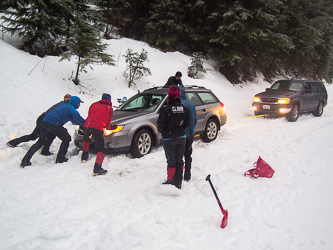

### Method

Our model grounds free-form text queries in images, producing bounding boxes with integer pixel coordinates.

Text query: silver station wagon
[74,86,227,158]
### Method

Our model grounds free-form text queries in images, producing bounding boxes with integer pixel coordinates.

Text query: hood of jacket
[180,86,187,100]
[69,96,82,109]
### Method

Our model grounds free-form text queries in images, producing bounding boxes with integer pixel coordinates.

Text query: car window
[271,81,302,92]
[289,82,303,92]
[185,92,202,106]
[197,92,218,104]
[310,82,319,93]
[118,94,165,111]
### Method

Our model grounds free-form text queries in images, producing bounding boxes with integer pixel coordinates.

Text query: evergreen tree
[188,52,207,79]
[208,0,294,83]
[60,1,115,85]
[96,0,129,39]
[145,0,187,51]
[282,0,333,82]
[1,0,71,56]
[123,48,151,87]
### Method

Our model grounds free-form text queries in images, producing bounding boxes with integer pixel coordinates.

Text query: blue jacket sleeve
[70,107,85,126]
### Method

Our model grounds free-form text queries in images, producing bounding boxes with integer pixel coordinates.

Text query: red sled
[244,156,275,178]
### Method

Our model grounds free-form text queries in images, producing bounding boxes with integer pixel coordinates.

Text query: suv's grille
[261,97,278,103]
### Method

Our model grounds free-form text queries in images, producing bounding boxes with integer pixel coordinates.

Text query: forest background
[1,0,333,84]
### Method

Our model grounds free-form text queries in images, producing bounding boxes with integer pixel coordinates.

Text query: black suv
[252,80,328,122]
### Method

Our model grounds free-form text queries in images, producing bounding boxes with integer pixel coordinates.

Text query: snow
[1,32,333,250]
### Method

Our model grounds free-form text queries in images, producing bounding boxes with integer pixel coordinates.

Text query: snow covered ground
[1,33,333,250]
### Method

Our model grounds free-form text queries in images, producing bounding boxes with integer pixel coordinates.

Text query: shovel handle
[206,174,226,213]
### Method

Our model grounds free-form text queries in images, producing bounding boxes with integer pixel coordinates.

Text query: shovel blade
[220,209,228,228]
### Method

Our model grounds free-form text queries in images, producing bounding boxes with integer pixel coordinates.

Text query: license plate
[263,105,270,110]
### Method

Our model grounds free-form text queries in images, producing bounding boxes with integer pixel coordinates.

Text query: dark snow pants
[8,113,55,154]
[21,121,71,163]
[184,138,194,173]
[82,127,106,165]
[162,137,186,188]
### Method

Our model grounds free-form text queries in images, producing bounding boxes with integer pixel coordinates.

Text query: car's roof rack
[143,85,206,92]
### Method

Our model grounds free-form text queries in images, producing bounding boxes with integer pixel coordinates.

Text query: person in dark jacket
[20,96,85,167]
[7,94,72,156]
[157,85,190,189]
[180,86,197,181]
[81,93,113,176]
[163,71,183,87]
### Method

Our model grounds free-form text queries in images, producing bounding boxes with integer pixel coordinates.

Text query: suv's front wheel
[287,104,300,122]
[203,118,219,142]
[130,129,152,158]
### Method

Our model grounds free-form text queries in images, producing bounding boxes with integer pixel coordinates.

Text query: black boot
[173,166,183,189]
[184,171,191,181]
[81,151,89,163]
[55,157,68,164]
[20,161,32,168]
[93,163,107,176]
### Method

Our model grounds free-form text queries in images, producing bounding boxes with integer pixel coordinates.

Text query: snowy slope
[1,35,333,250]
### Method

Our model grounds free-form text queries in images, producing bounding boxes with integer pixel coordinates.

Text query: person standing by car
[81,93,113,176]
[164,71,184,87]
[180,86,197,181]
[20,96,85,167]
[157,85,190,189]
[7,94,72,156]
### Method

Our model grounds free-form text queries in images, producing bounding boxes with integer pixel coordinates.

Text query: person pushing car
[81,93,113,176]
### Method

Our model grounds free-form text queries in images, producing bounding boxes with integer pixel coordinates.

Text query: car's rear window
[197,92,218,104]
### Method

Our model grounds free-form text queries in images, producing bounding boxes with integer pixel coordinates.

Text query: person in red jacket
[81,93,113,176]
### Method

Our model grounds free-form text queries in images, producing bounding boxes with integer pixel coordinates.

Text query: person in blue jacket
[20,96,85,167]
[180,86,197,181]
[6,94,72,156]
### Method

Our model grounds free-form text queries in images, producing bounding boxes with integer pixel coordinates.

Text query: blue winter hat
[102,93,111,101]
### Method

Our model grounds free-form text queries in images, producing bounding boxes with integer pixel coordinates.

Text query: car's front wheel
[287,104,300,122]
[130,129,153,158]
[202,118,219,142]
[313,101,324,117]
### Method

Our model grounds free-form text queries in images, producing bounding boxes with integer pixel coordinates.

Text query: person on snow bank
[163,71,184,88]
[20,96,85,167]
[180,86,197,181]
[157,85,190,189]
[7,94,72,156]
[81,93,113,176]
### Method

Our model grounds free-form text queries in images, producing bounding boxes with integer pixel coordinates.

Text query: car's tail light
[220,102,224,108]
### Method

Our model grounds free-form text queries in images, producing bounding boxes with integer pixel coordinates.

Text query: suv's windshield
[117,94,166,112]
[270,81,303,92]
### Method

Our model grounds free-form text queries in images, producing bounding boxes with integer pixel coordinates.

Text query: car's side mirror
[304,88,311,93]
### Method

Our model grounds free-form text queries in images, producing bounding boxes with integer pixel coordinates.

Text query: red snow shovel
[206,174,228,228]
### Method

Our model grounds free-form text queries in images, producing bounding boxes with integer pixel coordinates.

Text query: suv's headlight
[277,98,290,104]
[253,97,260,102]
[104,125,124,136]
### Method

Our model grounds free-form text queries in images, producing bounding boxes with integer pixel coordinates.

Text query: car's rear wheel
[130,129,152,158]
[313,101,324,117]
[287,104,300,122]
[203,118,218,142]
